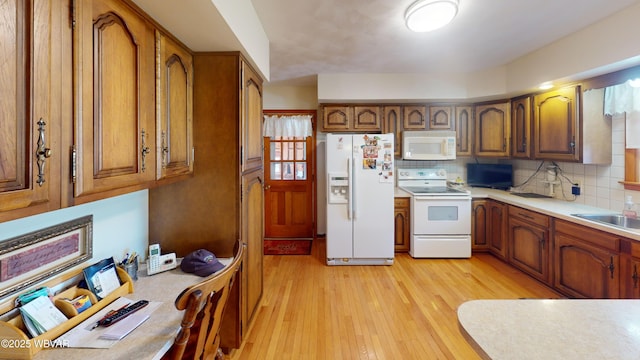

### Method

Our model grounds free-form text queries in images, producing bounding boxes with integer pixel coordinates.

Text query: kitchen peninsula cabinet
[554,219,620,298]
[394,197,410,252]
[455,106,474,157]
[533,86,579,162]
[155,30,194,183]
[508,206,550,284]
[474,102,511,157]
[73,0,156,201]
[0,0,63,222]
[620,240,640,299]
[511,96,532,159]
[149,52,264,348]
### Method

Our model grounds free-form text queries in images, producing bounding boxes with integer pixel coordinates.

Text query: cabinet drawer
[508,206,548,228]
[394,197,410,208]
[554,219,619,252]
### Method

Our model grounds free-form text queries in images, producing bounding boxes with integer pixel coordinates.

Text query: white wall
[263,85,318,109]
[0,191,149,267]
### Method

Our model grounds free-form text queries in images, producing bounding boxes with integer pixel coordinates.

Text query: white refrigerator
[326,133,395,265]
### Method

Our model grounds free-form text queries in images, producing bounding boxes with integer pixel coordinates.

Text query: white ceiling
[250,0,640,86]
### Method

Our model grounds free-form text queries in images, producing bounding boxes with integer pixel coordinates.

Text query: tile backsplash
[396,114,640,213]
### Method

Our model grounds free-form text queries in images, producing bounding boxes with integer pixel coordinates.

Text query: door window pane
[271,163,281,180]
[270,142,281,161]
[295,163,306,180]
[282,162,294,180]
[295,141,306,160]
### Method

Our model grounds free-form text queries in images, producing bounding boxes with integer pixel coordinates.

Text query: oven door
[411,195,471,235]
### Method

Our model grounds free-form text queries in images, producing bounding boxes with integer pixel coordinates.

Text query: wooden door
[471,200,488,251]
[554,234,619,298]
[511,96,532,158]
[455,106,473,157]
[242,169,264,326]
[241,63,263,173]
[74,0,156,197]
[353,106,381,131]
[429,105,453,129]
[402,105,426,130]
[475,102,510,157]
[321,105,351,132]
[0,0,61,221]
[533,86,579,161]
[156,31,194,181]
[508,217,549,283]
[263,113,315,240]
[393,197,410,252]
[487,200,508,259]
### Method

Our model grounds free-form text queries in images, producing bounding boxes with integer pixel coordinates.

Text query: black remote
[99,300,149,327]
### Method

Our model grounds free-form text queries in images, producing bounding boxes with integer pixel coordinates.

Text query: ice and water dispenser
[328,173,349,203]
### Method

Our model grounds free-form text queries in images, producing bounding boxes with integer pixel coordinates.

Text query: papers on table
[19,296,68,337]
[83,258,121,300]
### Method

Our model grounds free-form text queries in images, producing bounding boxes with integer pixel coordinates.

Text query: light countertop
[458,299,640,360]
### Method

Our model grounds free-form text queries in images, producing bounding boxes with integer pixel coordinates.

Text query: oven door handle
[413,196,471,201]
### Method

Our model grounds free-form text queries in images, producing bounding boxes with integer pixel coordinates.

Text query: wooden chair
[162,241,244,360]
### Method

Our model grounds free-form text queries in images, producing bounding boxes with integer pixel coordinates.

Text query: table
[34,266,202,360]
[457,299,640,360]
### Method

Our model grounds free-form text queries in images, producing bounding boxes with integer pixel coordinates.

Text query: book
[83,257,121,300]
[19,296,68,337]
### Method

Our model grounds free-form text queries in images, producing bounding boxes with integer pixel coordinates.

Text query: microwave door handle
[442,139,448,156]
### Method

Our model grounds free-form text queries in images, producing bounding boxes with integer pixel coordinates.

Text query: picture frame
[0,215,93,300]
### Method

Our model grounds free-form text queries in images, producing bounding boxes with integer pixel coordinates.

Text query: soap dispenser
[623,196,637,218]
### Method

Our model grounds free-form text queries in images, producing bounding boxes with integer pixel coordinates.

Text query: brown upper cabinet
[511,96,532,159]
[429,105,454,130]
[0,0,63,222]
[73,0,157,201]
[383,106,402,158]
[242,63,265,172]
[155,30,194,182]
[474,101,511,157]
[320,105,381,132]
[403,105,427,130]
[455,106,474,157]
[533,86,579,162]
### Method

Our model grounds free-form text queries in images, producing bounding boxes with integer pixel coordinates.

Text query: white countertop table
[458,299,640,360]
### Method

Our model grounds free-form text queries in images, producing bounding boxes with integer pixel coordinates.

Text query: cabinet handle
[161,130,169,168]
[141,129,151,172]
[633,264,639,289]
[35,118,52,186]
[608,256,615,279]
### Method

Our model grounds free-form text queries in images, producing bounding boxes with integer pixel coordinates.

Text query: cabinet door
[511,97,532,159]
[508,217,549,284]
[394,197,410,252]
[241,170,264,328]
[0,0,61,220]
[321,105,351,132]
[621,255,640,299]
[383,106,402,158]
[471,200,488,250]
[241,63,263,172]
[487,200,508,259]
[533,86,579,161]
[402,105,427,130]
[74,0,156,197]
[429,106,453,130]
[353,106,381,131]
[554,233,619,298]
[455,106,473,157]
[156,31,194,181]
[475,102,510,157]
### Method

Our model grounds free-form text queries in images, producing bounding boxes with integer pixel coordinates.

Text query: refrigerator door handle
[347,158,352,220]
[352,156,357,219]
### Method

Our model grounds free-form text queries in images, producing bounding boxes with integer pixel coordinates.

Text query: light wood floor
[229,238,561,359]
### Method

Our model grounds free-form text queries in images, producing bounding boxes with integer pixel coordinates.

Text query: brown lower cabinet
[508,206,550,284]
[487,200,508,260]
[394,197,410,252]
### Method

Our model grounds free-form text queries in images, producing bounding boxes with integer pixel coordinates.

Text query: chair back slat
[163,241,244,360]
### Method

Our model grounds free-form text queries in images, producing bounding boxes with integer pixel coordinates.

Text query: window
[269,136,307,180]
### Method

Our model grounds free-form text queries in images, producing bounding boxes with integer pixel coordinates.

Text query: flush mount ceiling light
[405,0,459,32]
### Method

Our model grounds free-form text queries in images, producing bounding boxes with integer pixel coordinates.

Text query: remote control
[98,300,149,327]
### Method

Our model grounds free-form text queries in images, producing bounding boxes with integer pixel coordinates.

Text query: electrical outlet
[572,184,581,195]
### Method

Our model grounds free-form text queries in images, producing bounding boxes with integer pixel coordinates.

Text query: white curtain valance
[263,115,313,138]
[604,81,640,115]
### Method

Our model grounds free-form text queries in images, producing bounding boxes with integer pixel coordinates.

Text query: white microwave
[402,130,456,160]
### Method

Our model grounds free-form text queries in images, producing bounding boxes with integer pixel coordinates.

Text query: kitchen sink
[571,213,640,229]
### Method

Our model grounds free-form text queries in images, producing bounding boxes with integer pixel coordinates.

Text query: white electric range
[397,168,471,258]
